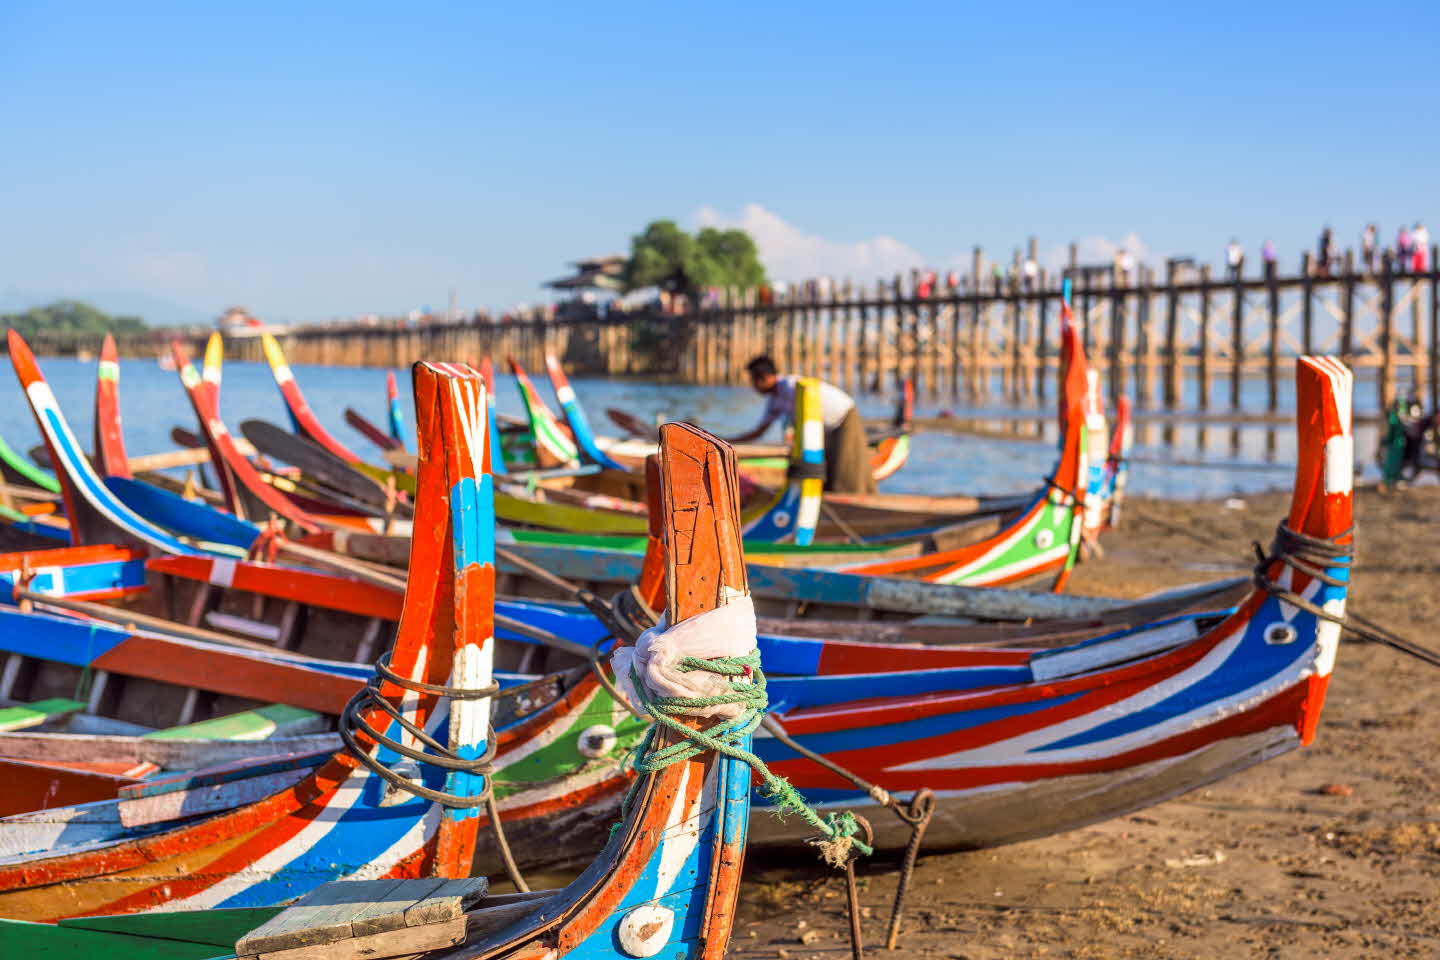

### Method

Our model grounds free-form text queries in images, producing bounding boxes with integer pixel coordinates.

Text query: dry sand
[730,485,1440,959]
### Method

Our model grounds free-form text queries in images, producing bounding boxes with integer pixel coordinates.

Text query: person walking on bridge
[729,355,877,494]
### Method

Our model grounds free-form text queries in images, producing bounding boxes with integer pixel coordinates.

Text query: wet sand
[730,485,1440,958]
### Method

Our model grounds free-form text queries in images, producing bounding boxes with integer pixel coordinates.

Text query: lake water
[0,356,1382,501]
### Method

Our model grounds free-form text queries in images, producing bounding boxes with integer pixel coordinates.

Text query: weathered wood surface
[237,877,488,958]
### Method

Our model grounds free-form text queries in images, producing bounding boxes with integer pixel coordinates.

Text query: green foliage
[623,220,767,298]
[1,300,146,340]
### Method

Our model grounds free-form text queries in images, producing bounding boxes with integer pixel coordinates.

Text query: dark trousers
[824,407,876,494]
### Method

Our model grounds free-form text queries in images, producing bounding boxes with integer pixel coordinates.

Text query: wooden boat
[0,361,761,954]
[748,355,1355,851]
[0,348,1325,908]
[301,355,1352,867]
[836,313,1127,587]
[259,331,365,465]
[319,355,1358,863]
[2,437,755,960]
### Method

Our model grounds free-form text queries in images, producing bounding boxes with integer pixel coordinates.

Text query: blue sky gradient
[2,1,1435,325]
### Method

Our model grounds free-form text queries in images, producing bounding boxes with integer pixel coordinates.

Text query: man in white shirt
[728,355,876,494]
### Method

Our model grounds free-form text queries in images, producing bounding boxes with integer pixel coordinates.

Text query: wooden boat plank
[238,877,484,954]
[0,757,148,817]
[496,541,1131,620]
[0,731,339,769]
[116,768,317,831]
[244,917,466,960]
[118,747,335,800]
[402,877,489,926]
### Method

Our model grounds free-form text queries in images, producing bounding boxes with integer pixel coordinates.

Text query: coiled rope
[620,647,873,868]
[338,651,531,890]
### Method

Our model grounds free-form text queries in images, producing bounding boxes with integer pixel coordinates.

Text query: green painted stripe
[497,492,649,534]
[143,704,321,741]
[493,687,647,795]
[59,906,283,948]
[0,431,61,493]
[0,697,86,733]
[0,918,237,960]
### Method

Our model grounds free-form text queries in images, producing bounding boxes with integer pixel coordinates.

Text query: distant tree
[623,220,766,299]
[0,300,146,340]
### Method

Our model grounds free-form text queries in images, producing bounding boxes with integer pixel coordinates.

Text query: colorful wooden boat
[0,362,760,952]
[9,331,204,555]
[0,359,513,919]
[0,349,1313,906]
[0,428,756,960]
[169,337,326,534]
[836,313,1121,587]
[259,331,364,464]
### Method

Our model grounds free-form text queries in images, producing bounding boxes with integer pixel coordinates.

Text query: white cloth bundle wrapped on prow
[612,590,757,719]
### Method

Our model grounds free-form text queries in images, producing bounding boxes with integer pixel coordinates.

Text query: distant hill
[0,299,147,340]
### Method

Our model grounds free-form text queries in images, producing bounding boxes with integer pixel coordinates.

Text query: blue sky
[2,1,1435,326]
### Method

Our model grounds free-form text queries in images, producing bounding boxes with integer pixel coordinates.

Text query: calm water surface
[0,357,1381,501]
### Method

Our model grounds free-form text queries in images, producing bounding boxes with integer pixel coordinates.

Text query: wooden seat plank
[402,877,489,926]
[143,703,326,742]
[241,918,465,960]
[237,877,488,957]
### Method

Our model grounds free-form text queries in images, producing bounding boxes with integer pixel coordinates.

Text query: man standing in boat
[729,355,876,494]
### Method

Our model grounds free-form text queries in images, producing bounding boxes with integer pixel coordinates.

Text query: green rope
[622,648,873,867]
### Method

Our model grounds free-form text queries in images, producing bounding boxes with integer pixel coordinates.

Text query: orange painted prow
[93,334,131,479]
[1289,357,1354,745]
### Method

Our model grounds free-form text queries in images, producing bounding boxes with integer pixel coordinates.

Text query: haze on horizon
[2,1,1434,327]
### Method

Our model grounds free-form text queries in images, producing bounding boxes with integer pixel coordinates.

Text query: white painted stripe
[801,420,824,455]
[1324,435,1352,495]
[895,584,1330,773]
[209,557,237,588]
[1030,619,1200,682]
[651,762,702,897]
[204,611,281,642]
[156,766,374,909]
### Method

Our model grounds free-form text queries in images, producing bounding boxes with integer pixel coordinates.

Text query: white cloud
[694,204,927,283]
[1041,232,1153,272]
[695,205,1157,285]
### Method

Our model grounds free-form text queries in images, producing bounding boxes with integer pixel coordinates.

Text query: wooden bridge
[28,244,1440,418]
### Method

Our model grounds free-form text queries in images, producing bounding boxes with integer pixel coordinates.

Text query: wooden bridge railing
[20,244,1440,419]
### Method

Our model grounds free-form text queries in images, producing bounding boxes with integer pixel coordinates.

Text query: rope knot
[616,596,875,865]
